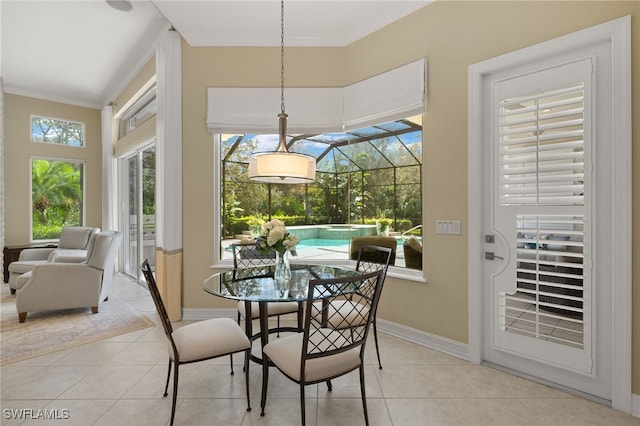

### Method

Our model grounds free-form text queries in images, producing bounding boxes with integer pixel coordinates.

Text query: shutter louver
[499,84,585,206]
[502,215,585,349]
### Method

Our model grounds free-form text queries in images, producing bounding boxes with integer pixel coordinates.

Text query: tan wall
[181,0,639,392]
[4,94,102,245]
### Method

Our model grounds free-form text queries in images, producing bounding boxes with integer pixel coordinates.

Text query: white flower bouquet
[256,219,299,256]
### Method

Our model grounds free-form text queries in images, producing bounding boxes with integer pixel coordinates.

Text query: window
[31,158,85,241]
[219,116,422,269]
[118,85,157,138]
[31,116,84,146]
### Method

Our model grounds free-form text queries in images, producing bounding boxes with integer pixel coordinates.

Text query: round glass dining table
[203,263,360,364]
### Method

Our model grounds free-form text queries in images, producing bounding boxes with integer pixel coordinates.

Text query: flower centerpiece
[256,219,299,283]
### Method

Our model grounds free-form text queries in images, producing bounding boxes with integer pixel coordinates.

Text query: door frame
[467,16,631,413]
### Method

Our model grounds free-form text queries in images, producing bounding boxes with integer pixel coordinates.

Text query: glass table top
[203,264,360,303]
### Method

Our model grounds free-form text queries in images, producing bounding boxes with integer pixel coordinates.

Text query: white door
[469,18,631,406]
[482,57,610,396]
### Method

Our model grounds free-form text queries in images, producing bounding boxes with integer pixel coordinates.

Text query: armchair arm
[16,263,104,314]
[18,248,56,261]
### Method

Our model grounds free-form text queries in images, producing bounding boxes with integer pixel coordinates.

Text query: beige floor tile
[172,398,250,426]
[57,365,152,399]
[375,364,449,398]
[455,398,541,426]
[317,397,390,426]
[0,399,53,425]
[524,398,637,426]
[18,399,116,426]
[244,397,318,426]
[2,366,95,400]
[386,398,467,426]
[93,398,172,426]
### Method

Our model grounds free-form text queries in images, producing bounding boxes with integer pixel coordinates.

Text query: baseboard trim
[375,318,468,360]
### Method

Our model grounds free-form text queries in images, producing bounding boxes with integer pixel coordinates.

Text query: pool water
[296,239,350,248]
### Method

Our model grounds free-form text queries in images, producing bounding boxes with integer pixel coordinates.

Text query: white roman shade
[207,88,343,134]
[206,58,425,134]
[343,59,426,130]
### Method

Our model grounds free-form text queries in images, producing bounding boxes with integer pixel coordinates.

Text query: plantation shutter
[496,71,590,350]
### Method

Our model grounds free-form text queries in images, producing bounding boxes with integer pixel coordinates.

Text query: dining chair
[231,241,301,335]
[311,244,393,369]
[260,268,385,426]
[141,259,251,426]
[354,244,393,369]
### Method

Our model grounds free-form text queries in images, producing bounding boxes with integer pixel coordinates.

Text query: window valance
[206,58,425,134]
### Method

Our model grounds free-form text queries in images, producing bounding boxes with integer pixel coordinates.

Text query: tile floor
[1,274,637,425]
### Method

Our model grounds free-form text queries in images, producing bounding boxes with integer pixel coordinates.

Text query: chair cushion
[8,260,44,274]
[311,300,369,329]
[47,249,88,263]
[170,317,250,363]
[405,236,423,253]
[58,227,95,249]
[263,331,361,382]
[237,301,299,319]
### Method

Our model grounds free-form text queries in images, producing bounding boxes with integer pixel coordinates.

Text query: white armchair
[8,226,100,293]
[15,231,122,323]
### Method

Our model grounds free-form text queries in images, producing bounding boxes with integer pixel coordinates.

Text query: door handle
[485,252,504,260]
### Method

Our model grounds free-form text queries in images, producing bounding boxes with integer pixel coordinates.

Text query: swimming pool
[296,238,350,248]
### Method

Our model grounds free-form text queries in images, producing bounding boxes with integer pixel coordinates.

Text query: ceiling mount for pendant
[248,0,316,184]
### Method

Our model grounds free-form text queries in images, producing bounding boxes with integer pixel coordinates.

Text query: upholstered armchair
[15,231,122,322]
[403,236,423,270]
[8,226,100,293]
[350,236,397,266]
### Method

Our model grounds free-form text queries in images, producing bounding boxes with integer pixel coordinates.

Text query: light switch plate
[436,220,461,235]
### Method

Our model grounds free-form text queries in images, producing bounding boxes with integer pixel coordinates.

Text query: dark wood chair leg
[18,312,27,323]
[91,306,98,314]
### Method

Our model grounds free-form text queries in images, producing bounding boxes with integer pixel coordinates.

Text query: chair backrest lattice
[302,269,384,362]
[141,259,176,353]
[231,242,276,269]
[355,244,393,277]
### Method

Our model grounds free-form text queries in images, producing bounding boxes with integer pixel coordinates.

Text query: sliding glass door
[121,144,156,281]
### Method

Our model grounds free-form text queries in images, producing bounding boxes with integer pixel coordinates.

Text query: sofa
[8,226,99,293]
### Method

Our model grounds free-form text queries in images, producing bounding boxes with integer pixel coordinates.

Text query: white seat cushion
[311,300,369,329]
[237,301,299,319]
[8,260,44,274]
[170,317,250,363]
[263,331,361,382]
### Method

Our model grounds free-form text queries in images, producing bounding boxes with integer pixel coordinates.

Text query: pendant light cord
[280,0,285,114]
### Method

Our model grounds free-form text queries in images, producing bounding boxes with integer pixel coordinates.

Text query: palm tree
[31,159,83,227]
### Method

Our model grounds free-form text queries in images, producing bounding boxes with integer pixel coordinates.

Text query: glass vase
[274,250,292,285]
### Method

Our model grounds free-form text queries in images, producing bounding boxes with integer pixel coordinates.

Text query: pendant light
[248,0,316,184]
